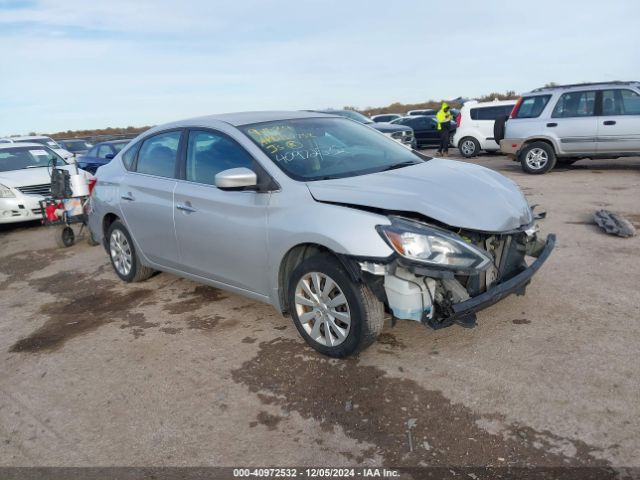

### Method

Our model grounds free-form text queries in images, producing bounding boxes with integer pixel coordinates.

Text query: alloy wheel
[461,140,476,156]
[525,148,548,170]
[110,229,132,276]
[294,272,351,347]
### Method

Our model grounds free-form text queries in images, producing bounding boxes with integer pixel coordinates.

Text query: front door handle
[121,193,135,201]
[603,120,616,126]
[176,203,197,213]
[546,122,558,127]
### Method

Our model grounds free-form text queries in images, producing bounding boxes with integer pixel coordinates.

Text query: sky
[0,0,639,135]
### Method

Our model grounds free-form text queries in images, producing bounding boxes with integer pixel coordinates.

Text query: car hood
[370,123,411,133]
[306,158,533,232]
[0,165,91,188]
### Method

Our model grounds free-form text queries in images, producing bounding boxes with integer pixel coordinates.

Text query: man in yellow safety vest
[436,102,452,156]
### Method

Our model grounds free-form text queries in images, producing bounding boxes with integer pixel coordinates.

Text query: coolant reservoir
[384,269,435,322]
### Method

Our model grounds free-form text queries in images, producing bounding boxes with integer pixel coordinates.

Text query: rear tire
[519,142,557,174]
[288,253,384,358]
[106,220,154,282]
[458,137,480,158]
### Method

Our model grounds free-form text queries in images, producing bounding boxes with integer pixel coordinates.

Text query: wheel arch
[277,243,361,315]
[101,212,120,250]
[520,136,559,155]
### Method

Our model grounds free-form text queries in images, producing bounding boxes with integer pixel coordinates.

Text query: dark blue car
[76,139,132,174]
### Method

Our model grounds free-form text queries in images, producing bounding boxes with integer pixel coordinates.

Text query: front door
[597,88,640,153]
[173,129,270,296]
[119,130,183,268]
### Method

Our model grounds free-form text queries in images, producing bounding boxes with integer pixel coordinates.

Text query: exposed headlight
[390,131,404,139]
[0,184,15,198]
[378,217,492,272]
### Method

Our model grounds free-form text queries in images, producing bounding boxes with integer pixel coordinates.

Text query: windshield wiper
[24,165,47,169]
[378,160,422,172]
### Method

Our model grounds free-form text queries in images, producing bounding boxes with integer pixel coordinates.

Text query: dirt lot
[1,152,639,472]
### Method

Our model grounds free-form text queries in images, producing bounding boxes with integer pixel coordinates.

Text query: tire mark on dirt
[232,338,615,474]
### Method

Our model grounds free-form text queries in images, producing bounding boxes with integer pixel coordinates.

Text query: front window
[552,91,596,118]
[240,118,424,181]
[0,147,66,172]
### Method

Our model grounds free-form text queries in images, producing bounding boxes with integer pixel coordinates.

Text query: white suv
[453,100,516,157]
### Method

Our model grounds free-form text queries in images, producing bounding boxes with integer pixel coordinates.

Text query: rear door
[548,90,598,153]
[597,88,640,153]
[173,129,271,296]
[119,130,183,268]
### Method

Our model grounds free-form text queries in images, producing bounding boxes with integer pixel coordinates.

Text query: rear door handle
[176,203,197,213]
[121,193,135,201]
[603,120,616,126]
[546,122,558,127]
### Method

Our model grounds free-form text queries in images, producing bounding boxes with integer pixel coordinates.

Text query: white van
[453,100,516,157]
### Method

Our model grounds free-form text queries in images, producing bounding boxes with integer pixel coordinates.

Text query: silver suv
[89,111,554,357]
[498,81,640,174]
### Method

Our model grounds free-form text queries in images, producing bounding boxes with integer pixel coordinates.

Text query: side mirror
[105,153,115,160]
[215,167,257,190]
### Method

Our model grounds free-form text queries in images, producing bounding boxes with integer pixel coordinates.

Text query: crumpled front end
[353,217,555,329]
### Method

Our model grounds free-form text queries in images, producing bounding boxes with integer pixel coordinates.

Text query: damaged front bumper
[353,232,556,330]
[448,233,555,322]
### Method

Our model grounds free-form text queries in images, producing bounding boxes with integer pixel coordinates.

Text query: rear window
[470,105,515,121]
[513,95,551,118]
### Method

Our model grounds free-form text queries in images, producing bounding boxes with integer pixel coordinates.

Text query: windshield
[240,118,424,181]
[15,138,61,149]
[61,140,92,152]
[112,141,129,153]
[0,146,67,172]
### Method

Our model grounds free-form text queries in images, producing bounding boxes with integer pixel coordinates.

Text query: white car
[10,135,74,161]
[453,100,516,157]
[0,143,91,224]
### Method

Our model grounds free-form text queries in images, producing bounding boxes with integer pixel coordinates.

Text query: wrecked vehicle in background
[88,111,555,358]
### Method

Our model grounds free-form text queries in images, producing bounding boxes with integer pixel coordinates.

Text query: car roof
[94,139,133,145]
[10,135,53,140]
[155,110,334,131]
[463,99,517,108]
[528,81,640,94]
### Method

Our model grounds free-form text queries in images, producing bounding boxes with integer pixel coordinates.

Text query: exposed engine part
[383,267,435,323]
[439,278,471,303]
[594,210,636,238]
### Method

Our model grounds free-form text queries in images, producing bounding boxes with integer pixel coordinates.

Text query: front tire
[458,137,480,158]
[519,142,557,174]
[288,254,384,358]
[107,220,154,282]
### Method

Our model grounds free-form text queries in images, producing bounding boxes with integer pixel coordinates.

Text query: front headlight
[378,217,492,272]
[0,184,15,198]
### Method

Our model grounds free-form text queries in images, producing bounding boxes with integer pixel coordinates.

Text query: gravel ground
[0,152,639,473]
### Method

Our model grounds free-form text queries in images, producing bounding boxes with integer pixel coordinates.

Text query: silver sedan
[88,111,554,357]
